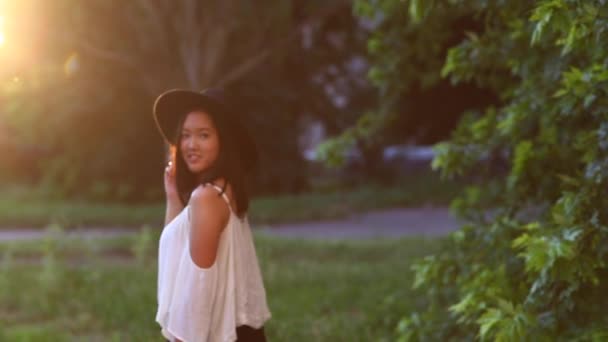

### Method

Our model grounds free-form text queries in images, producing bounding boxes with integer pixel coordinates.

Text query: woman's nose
[187,137,195,149]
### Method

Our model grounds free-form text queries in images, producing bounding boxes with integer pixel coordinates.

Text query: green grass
[0,231,441,341]
[0,173,461,228]
[0,198,166,228]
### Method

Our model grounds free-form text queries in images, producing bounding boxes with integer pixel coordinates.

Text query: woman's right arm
[164,160,184,226]
[164,200,184,226]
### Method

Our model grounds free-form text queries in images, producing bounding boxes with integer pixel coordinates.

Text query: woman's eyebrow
[182,127,212,132]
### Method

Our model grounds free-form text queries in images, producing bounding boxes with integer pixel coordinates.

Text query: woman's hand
[163,160,184,226]
[164,160,179,203]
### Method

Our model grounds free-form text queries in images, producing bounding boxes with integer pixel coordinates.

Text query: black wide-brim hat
[153,88,258,172]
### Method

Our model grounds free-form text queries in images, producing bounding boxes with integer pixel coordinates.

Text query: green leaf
[583,94,596,108]
[512,140,534,177]
[478,308,503,339]
[449,292,475,314]
[496,299,515,314]
[553,88,568,97]
[512,233,530,249]
[562,228,583,242]
[556,174,580,187]
[531,9,552,45]
[409,0,436,22]
[561,23,577,55]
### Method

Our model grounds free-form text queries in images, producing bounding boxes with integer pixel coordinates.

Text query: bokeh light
[64,53,80,76]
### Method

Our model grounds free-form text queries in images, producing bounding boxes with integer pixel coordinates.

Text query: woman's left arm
[188,186,230,269]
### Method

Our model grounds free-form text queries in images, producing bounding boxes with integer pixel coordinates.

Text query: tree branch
[216,0,351,87]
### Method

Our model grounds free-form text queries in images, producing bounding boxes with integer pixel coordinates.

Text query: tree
[357,0,608,340]
[318,0,499,178]
[0,0,357,198]
[49,0,294,94]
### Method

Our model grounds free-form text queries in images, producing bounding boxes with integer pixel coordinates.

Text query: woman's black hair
[171,105,251,218]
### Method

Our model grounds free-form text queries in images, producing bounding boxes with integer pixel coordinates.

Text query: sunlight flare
[0,15,5,47]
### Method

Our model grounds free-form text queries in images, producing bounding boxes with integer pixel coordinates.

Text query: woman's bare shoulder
[189,184,230,218]
[187,184,229,269]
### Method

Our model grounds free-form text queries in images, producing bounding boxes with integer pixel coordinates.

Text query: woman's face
[179,111,220,175]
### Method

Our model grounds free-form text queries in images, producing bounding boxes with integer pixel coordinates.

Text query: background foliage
[1,0,494,202]
[356,0,608,340]
[0,0,370,199]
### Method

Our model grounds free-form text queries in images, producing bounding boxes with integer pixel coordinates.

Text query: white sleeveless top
[156,184,271,342]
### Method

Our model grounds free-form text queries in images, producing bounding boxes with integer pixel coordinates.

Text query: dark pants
[236,325,266,342]
[165,325,266,342]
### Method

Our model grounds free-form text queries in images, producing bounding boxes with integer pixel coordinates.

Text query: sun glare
[0,15,4,47]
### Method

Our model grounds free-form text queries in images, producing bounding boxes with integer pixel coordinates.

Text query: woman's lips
[187,154,201,164]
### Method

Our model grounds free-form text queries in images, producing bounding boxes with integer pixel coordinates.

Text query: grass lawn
[0,230,441,341]
[0,173,461,228]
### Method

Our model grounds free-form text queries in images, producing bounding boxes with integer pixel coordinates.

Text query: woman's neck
[196,173,226,188]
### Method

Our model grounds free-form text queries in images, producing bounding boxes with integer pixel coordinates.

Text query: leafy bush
[357,0,608,340]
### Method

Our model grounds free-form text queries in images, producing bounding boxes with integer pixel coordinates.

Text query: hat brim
[153,89,259,172]
[153,89,223,145]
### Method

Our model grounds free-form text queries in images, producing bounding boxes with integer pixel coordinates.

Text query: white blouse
[156,185,271,342]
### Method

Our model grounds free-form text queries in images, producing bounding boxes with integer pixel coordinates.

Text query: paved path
[257,207,460,239]
[0,207,461,242]
[0,227,136,242]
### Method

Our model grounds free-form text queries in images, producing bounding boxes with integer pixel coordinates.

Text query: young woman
[153,88,271,342]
